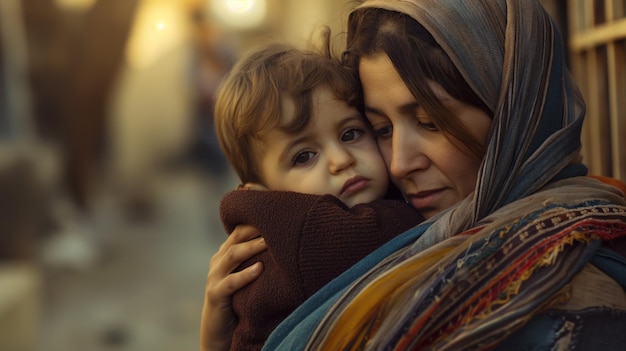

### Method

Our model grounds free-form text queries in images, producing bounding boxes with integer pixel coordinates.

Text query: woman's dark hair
[344,8,492,159]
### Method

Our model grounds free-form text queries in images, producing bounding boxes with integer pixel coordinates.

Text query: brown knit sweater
[220,190,423,351]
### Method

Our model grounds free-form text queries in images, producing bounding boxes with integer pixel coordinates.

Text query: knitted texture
[219,190,422,351]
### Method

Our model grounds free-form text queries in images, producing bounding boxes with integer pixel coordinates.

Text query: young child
[206,42,423,351]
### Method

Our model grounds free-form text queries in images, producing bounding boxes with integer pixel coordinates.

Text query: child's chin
[343,192,381,207]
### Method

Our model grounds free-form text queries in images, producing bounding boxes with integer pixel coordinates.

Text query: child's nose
[328,147,355,175]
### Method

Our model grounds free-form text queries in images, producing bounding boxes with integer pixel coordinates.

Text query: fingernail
[258,238,266,245]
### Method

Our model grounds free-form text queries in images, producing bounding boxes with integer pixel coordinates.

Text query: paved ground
[37,168,238,351]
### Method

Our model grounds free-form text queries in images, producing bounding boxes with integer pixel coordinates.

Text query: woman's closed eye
[416,112,439,131]
[418,121,438,131]
[373,125,393,139]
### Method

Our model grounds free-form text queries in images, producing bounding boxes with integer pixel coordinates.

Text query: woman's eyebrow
[365,102,421,116]
[397,101,420,114]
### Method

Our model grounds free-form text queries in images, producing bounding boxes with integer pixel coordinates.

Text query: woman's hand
[200,225,267,351]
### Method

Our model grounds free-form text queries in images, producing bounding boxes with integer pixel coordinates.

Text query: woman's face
[359,54,492,218]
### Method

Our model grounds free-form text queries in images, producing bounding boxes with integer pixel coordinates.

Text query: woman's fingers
[201,225,266,351]
[212,226,266,275]
[211,237,266,278]
[206,225,267,303]
[223,224,263,246]
[214,261,263,298]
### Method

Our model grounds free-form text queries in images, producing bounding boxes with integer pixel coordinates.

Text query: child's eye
[292,151,316,166]
[340,128,364,142]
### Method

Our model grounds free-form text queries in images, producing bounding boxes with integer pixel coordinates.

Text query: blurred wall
[1,0,360,234]
[1,0,611,229]
[108,0,196,199]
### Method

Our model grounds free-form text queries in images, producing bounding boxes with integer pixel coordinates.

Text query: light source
[209,0,266,30]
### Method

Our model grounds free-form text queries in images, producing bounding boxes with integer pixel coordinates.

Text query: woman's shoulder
[589,175,626,197]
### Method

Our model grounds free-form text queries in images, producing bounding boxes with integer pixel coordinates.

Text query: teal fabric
[591,247,626,290]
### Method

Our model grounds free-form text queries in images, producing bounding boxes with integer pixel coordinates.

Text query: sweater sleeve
[219,190,423,351]
[221,190,323,351]
[220,190,326,293]
[220,190,423,297]
[297,196,423,296]
[220,190,324,234]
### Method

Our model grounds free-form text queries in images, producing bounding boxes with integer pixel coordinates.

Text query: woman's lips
[408,189,445,210]
[341,176,369,196]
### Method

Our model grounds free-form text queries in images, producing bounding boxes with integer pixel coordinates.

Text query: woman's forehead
[359,54,447,104]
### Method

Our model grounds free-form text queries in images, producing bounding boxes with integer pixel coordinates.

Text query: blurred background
[0,0,623,350]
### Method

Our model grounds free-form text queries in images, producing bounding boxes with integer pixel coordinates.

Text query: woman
[204,0,626,350]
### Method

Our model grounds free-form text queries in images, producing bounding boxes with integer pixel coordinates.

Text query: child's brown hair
[214,42,361,184]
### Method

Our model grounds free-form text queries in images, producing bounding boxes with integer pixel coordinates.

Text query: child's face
[258,85,389,207]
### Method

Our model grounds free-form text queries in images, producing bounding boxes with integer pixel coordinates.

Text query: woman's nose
[328,147,355,175]
[388,131,426,179]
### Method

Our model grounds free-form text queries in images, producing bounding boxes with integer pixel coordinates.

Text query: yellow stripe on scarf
[319,245,456,350]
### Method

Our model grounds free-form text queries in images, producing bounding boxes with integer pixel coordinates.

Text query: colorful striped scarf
[309,195,626,350]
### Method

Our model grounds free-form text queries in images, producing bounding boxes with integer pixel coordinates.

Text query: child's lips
[341,176,369,195]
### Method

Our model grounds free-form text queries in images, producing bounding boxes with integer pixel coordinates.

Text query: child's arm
[199,224,267,351]
[220,191,423,298]
[216,190,423,350]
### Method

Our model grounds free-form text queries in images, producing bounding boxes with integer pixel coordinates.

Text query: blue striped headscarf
[365,0,588,239]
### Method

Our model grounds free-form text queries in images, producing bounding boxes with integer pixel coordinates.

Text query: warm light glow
[226,0,254,13]
[209,0,266,30]
[125,1,185,69]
